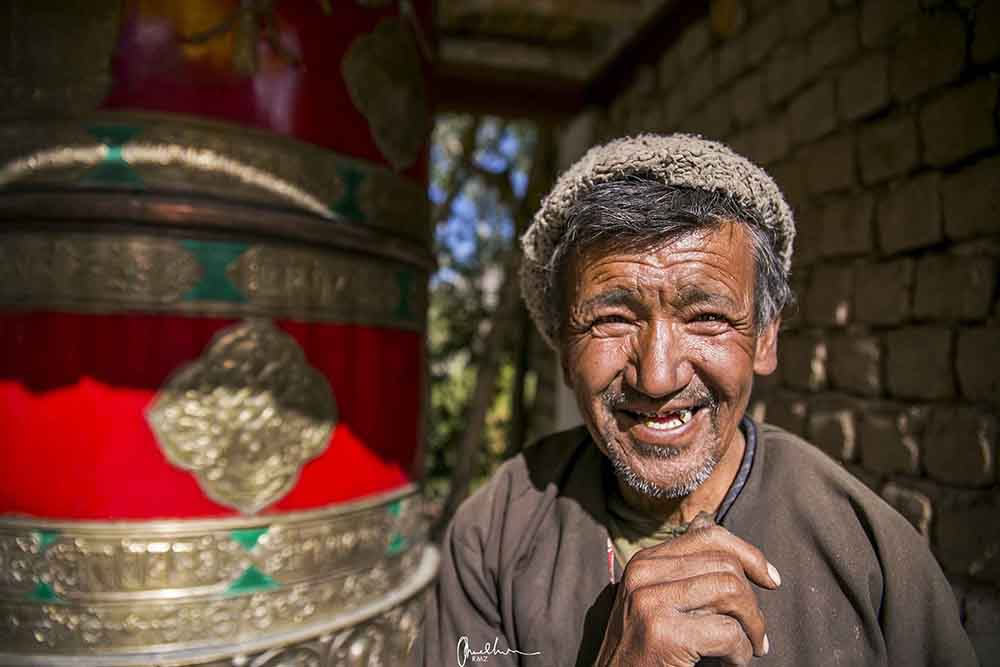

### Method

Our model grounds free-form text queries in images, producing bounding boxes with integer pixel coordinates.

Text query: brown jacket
[415,421,977,666]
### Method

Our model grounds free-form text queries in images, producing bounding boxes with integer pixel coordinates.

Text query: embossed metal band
[0,486,422,600]
[0,111,430,243]
[0,545,437,666]
[0,232,427,330]
[0,487,429,656]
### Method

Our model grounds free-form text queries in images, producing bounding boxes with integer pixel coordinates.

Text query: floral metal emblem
[341,17,429,170]
[147,319,336,514]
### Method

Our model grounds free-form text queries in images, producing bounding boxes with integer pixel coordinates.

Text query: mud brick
[921,79,999,167]
[891,13,965,102]
[885,327,954,399]
[882,482,932,537]
[854,258,914,325]
[877,173,942,254]
[924,405,997,487]
[957,328,1000,404]
[914,255,996,321]
[858,115,919,184]
[828,333,882,396]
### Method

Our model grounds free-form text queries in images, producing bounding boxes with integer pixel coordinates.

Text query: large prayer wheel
[0,2,436,665]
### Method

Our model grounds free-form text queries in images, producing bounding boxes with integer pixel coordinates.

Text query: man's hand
[596,513,781,667]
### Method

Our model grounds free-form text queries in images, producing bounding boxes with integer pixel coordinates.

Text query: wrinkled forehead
[562,220,757,291]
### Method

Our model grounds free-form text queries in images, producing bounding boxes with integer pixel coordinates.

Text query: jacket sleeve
[875,509,979,666]
[411,472,523,667]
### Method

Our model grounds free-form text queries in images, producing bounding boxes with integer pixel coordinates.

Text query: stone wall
[577,0,1000,656]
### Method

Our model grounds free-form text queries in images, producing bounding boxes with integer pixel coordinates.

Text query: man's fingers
[610,521,778,664]
[670,573,767,657]
[667,612,755,667]
[625,573,767,658]
[621,551,744,593]
[640,524,780,590]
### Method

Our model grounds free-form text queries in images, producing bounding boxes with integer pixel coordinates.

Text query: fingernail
[767,562,781,587]
[763,633,770,655]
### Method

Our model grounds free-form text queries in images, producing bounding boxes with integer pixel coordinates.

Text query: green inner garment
[605,488,688,567]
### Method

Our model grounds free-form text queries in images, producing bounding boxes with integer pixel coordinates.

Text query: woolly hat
[519,132,796,349]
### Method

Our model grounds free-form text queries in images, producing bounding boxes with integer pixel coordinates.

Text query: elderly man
[415,134,976,666]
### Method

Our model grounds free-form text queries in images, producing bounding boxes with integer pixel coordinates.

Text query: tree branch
[432,117,482,227]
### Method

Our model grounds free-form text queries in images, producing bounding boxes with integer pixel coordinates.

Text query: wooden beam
[584,0,708,106]
[439,0,646,27]
[433,62,583,120]
[433,0,708,118]
[438,37,591,81]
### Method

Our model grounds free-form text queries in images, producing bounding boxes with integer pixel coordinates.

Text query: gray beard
[598,387,722,499]
[606,442,720,499]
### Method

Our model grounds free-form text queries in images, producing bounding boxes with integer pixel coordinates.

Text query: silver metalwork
[147,319,337,514]
[0,545,436,666]
[341,17,430,171]
[0,112,430,243]
[0,232,427,330]
[0,487,433,663]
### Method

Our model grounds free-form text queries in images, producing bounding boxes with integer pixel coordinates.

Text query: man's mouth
[621,406,703,432]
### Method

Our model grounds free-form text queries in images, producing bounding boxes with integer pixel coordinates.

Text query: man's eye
[589,314,633,333]
[692,312,727,323]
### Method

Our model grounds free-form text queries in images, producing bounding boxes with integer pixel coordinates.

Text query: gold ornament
[147,319,337,514]
[342,18,430,170]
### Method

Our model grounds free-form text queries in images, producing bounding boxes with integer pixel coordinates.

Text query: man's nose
[626,320,693,398]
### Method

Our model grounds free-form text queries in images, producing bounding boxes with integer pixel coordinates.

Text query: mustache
[600,385,718,411]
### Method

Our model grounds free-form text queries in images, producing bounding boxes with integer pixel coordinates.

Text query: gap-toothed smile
[621,405,705,431]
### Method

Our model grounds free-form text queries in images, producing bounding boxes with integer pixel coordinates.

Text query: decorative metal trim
[0,232,428,330]
[0,111,430,243]
[342,17,430,171]
[0,143,332,219]
[0,544,437,665]
[0,488,423,600]
[229,244,426,328]
[147,319,337,515]
[0,483,417,532]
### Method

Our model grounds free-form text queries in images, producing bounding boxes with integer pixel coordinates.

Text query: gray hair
[519,133,796,349]
[548,177,794,339]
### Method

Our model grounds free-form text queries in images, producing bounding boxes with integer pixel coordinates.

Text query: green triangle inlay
[227,565,278,595]
[35,530,60,553]
[387,532,407,556]
[30,582,63,603]
[85,160,145,187]
[180,240,249,303]
[331,166,365,223]
[83,124,144,187]
[387,499,403,518]
[231,527,268,551]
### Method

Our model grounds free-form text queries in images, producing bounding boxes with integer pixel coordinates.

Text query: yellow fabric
[605,489,688,566]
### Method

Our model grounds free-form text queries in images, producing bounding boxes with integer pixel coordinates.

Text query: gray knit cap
[520,132,796,349]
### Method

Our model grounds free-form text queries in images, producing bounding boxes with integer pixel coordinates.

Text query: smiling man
[414,134,976,666]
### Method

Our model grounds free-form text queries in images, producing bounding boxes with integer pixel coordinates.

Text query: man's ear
[753,317,780,375]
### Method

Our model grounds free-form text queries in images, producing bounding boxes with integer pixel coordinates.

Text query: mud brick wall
[574,0,1000,655]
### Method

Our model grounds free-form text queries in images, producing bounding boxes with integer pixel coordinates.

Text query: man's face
[560,222,779,500]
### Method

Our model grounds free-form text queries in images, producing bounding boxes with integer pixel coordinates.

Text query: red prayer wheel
[0,1,436,664]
